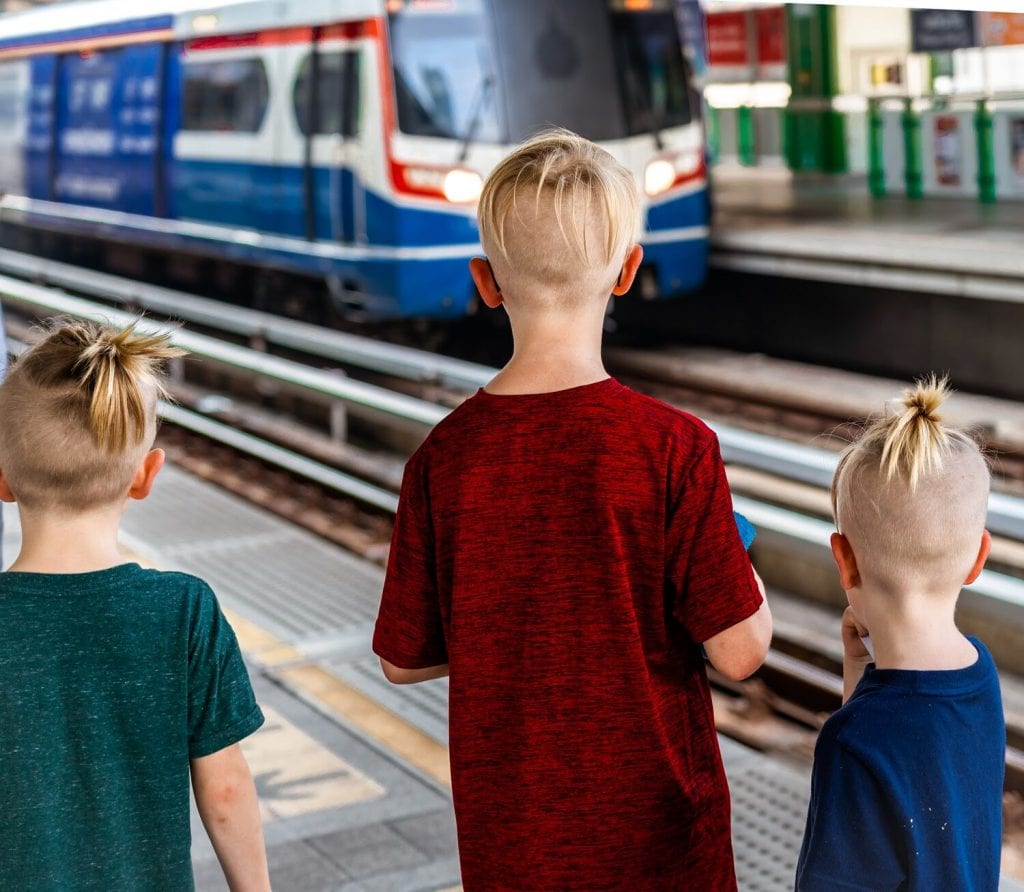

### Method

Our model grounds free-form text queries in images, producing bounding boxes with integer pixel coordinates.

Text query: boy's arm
[379,659,449,685]
[702,570,772,681]
[191,744,271,892]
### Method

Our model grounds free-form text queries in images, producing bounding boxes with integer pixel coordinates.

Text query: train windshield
[387,0,691,145]
[387,0,502,143]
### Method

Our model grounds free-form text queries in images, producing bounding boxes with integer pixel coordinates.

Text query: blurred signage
[934,115,962,187]
[910,10,978,53]
[755,7,786,68]
[979,12,1024,47]
[707,11,750,68]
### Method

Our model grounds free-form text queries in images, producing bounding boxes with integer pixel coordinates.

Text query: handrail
[0,248,494,392]
[3,272,1023,540]
[0,274,446,431]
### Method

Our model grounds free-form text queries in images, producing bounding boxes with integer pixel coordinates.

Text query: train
[0,0,709,321]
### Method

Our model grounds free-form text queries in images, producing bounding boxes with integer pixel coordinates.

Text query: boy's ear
[0,468,16,503]
[469,257,503,309]
[830,532,861,591]
[611,245,644,297]
[964,529,992,585]
[129,449,165,501]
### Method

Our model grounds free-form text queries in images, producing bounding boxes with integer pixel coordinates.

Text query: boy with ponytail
[797,377,1004,891]
[0,321,270,891]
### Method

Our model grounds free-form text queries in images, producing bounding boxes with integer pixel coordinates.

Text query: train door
[173,38,270,229]
[296,26,363,244]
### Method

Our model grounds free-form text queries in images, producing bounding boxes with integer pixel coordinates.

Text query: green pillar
[901,99,922,199]
[868,98,885,197]
[975,99,996,203]
[785,4,847,174]
[737,106,755,166]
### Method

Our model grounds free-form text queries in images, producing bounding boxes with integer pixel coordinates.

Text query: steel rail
[3,270,1023,540]
[0,274,446,431]
[0,248,494,391]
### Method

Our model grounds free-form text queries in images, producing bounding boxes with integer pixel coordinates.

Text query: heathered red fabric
[373,378,762,891]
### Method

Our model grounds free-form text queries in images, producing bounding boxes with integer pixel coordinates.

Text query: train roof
[0,0,383,54]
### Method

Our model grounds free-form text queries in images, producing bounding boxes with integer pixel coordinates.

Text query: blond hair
[0,319,183,511]
[832,376,990,594]
[477,129,641,306]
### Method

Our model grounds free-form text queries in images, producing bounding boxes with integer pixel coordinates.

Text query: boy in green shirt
[0,321,269,891]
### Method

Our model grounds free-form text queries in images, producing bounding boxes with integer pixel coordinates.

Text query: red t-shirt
[373,378,762,891]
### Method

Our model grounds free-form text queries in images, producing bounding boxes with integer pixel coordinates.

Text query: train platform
[3,464,1024,892]
[710,164,1024,301]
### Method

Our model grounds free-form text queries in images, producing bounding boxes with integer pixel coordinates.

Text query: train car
[0,0,709,320]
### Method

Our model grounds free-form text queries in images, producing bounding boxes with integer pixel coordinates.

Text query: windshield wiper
[458,73,495,163]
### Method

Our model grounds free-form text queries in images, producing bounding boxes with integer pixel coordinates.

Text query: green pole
[868,98,886,197]
[901,99,923,199]
[975,99,996,203]
[737,106,755,166]
[706,104,720,164]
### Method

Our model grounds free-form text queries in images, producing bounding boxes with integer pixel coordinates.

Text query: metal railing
[4,272,1024,616]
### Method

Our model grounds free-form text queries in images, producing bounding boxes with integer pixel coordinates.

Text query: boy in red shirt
[373,130,772,890]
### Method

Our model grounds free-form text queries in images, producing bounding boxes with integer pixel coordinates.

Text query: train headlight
[644,150,704,197]
[443,169,484,204]
[644,159,677,197]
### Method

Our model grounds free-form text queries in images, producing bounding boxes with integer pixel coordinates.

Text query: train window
[388,10,503,142]
[181,59,269,133]
[610,9,691,135]
[293,51,361,137]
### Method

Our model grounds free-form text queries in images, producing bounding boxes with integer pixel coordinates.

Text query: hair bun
[901,375,948,423]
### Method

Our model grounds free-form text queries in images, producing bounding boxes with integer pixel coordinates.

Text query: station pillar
[784,4,846,174]
[975,99,996,204]
[901,99,923,199]
[867,98,886,196]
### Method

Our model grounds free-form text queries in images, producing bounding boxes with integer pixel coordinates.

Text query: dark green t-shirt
[0,563,264,891]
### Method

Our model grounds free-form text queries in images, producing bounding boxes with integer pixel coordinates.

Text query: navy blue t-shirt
[796,637,1004,892]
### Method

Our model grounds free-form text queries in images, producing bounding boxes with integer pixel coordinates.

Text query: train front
[384,0,709,313]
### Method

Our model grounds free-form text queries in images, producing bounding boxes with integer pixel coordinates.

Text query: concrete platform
[711,164,1024,299]
[3,468,1024,891]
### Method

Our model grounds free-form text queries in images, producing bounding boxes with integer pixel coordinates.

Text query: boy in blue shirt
[796,377,1004,891]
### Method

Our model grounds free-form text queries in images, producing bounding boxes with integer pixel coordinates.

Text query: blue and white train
[0,0,709,320]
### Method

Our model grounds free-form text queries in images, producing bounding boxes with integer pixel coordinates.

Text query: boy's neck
[861,588,977,672]
[487,302,608,395]
[7,506,128,574]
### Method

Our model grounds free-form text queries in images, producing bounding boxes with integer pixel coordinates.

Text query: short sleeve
[667,435,762,644]
[373,454,447,669]
[187,584,264,758]
[796,741,905,891]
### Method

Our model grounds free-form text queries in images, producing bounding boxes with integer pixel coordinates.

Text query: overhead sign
[910,9,978,53]
[979,12,1024,47]
[707,11,751,68]
[755,6,787,69]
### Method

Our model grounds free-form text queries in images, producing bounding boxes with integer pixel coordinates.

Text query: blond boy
[373,130,772,890]
[797,378,1004,890]
[0,321,270,891]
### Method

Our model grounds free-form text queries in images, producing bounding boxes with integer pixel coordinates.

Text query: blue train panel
[51,45,165,216]
[25,55,57,200]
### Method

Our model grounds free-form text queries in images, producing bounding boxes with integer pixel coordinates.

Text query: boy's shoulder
[418,382,718,460]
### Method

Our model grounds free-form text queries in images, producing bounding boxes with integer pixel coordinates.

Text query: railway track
[3,257,1024,825]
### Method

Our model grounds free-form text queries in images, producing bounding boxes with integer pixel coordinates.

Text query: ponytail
[832,374,982,524]
[74,323,183,452]
[10,319,183,454]
[878,375,951,491]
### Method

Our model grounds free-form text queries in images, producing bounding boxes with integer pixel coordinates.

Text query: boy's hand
[840,607,872,704]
